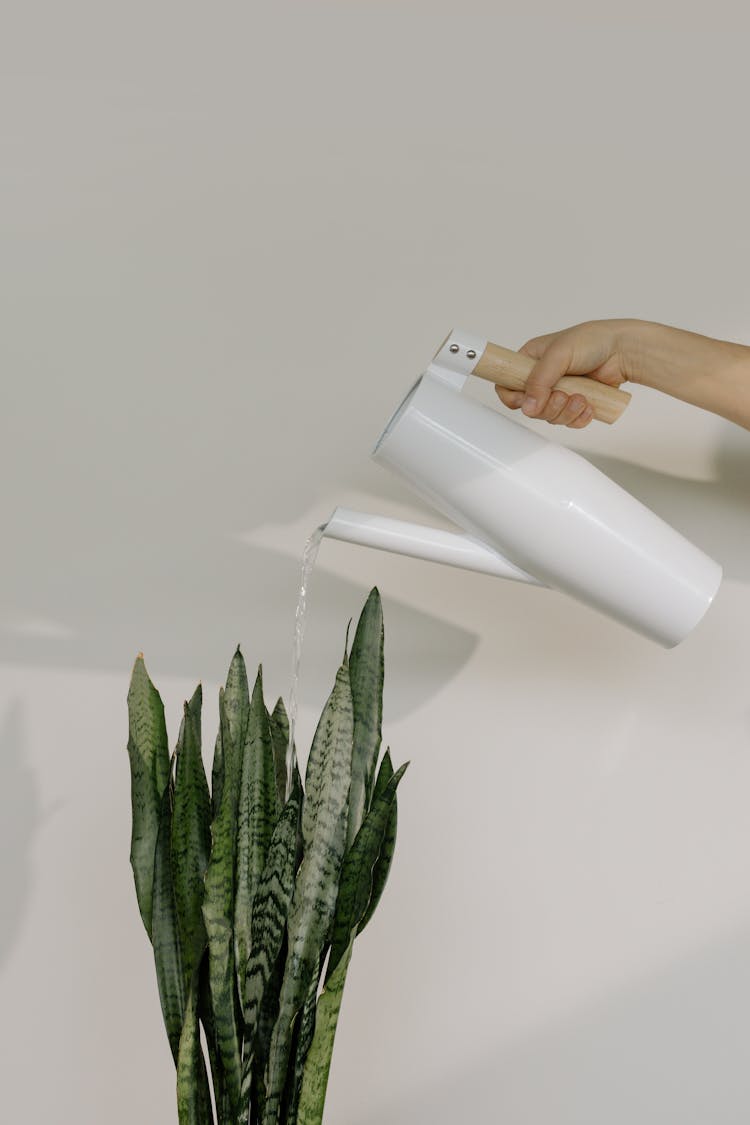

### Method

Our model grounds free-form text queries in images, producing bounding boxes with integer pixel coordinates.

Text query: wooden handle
[472,341,631,425]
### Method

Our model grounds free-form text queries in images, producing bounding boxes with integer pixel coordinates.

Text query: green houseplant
[126,588,407,1125]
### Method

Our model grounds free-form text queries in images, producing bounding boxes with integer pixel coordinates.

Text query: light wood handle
[473,341,631,425]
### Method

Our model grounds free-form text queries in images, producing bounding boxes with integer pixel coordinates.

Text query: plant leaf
[172,686,212,990]
[239,771,302,1121]
[127,655,171,939]
[198,949,226,1124]
[177,968,214,1125]
[234,668,279,1006]
[243,772,302,1039]
[224,644,251,747]
[328,763,408,978]
[293,762,407,1125]
[269,698,291,810]
[357,752,399,935]
[262,661,354,1125]
[202,683,244,1114]
[296,942,353,1125]
[346,588,384,846]
[152,762,186,1063]
[285,955,323,1125]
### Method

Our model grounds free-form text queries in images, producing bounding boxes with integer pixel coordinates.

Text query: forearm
[625,321,750,430]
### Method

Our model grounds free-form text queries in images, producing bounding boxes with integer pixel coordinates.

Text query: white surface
[371,365,723,647]
[324,506,542,583]
[2,2,750,1123]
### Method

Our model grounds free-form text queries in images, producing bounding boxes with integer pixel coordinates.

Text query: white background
[2,2,750,1122]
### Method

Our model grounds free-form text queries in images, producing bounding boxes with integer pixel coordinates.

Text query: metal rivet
[449,343,460,354]
[466,349,477,359]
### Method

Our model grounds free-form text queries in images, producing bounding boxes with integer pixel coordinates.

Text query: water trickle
[286,525,326,798]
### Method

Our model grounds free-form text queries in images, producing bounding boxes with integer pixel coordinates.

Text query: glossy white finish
[342,342,724,647]
[324,506,543,584]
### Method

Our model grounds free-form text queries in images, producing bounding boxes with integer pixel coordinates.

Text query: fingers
[495,384,594,428]
[520,338,575,418]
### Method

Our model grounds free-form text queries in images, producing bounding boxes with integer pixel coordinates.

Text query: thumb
[520,339,574,418]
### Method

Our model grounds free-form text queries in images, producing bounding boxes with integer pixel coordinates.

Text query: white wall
[2,2,750,1121]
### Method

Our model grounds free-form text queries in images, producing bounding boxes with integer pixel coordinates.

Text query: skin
[495,319,750,432]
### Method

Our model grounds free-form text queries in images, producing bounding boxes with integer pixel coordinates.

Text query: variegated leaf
[152,760,186,1063]
[357,751,399,935]
[262,662,354,1125]
[269,698,291,810]
[296,943,353,1125]
[172,686,211,990]
[177,968,214,1125]
[127,655,171,939]
[202,684,244,1113]
[346,588,384,846]
[234,668,279,1006]
[328,763,407,977]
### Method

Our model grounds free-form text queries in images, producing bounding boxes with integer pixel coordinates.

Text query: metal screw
[449,343,460,354]
[466,349,477,359]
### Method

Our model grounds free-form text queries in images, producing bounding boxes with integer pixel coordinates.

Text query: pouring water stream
[285,524,326,799]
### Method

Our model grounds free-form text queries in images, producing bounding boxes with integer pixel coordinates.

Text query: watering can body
[324,329,722,648]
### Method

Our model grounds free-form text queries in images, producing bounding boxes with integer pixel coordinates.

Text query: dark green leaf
[172,686,211,989]
[357,752,399,935]
[234,667,279,1004]
[243,773,301,1037]
[347,589,384,846]
[198,949,226,1124]
[202,685,244,1114]
[177,968,214,1125]
[152,763,186,1063]
[285,956,323,1125]
[296,943,353,1125]
[211,645,248,822]
[127,655,171,939]
[269,698,291,811]
[262,661,354,1125]
[328,763,408,977]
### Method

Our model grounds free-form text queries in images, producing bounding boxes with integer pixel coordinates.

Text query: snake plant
[126,588,407,1125]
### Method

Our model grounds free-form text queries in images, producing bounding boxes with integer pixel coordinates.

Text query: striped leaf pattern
[357,751,399,935]
[243,773,301,1039]
[295,761,407,1125]
[262,661,354,1125]
[201,669,247,1115]
[328,763,408,975]
[172,686,212,990]
[285,958,322,1125]
[177,968,214,1125]
[269,698,292,810]
[234,668,279,1007]
[239,773,302,1120]
[127,593,406,1125]
[152,762,186,1063]
[296,943,352,1125]
[346,588,384,847]
[127,655,171,939]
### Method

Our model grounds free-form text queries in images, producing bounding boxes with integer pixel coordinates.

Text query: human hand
[495,318,750,430]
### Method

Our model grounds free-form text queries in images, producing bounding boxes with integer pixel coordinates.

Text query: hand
[495,318,750,430]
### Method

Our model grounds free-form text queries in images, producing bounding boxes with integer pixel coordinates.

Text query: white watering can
[323,328,722,648]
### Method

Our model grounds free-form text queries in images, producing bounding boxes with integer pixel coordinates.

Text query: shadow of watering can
[323,329,722,648]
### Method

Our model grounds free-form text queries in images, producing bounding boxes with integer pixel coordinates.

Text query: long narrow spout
[323,507,544,585]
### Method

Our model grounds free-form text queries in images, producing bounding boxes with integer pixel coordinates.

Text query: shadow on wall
[354,926,750,1125]
[0,539,477,723]
[0,702,39,972]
